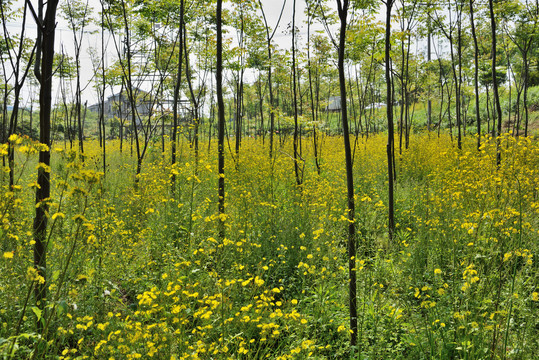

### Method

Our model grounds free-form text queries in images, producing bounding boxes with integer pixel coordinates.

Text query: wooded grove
[1,0,538,358]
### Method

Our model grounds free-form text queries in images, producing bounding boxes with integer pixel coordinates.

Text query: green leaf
[57,300,68,316]
[31,306,42,321]
[52,270,61,282]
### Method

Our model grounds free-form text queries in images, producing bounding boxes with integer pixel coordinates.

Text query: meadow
[0,132,538,359]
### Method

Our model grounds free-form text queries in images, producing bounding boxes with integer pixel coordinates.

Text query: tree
[229,0,248,158]
[336,0,357,347]
[60,0,94,160]
[103,0,179,185]
[489,0,503,166]
[56,51,77,148]
[216,0,225,239]
[103,0,142,176]
[469,0,481,149]
[430,0,465,149]
[346,15,384,138]
[257,0,287,159]
[384,0,395,244]
[1,0,36,188]
[172,0,185,194]
[395,0,419,152]
[292,0,302,185]
[506,1,539,137]
[306,0,322,174]
[30,0,60,322]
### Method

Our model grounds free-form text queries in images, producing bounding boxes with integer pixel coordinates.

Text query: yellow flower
[52,212,65,220]
[434,268,442,274]
[35,162,51,173]
[27,267,45,284]
[438,288,446,296]
[532,292,538,301]
[3,252,14,259]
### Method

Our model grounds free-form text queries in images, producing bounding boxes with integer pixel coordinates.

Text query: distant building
[89,88,191,125]
[326,96,342,112]
[87,103,100,113]
[325,98,386,112]
[89,88,151,126]
[365,102,386,110]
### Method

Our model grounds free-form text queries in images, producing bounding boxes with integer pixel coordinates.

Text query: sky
[3,0,345,108]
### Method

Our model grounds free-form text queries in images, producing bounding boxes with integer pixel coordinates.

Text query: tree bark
[292,0,301,185]
[489,0,503,166]
[337,0,357,347]
[216,0,225,239]
[33,0,59,322]
[2,0,34,189]
[386,0,395,243]
[469,0,481,149]
[172,0,185,195]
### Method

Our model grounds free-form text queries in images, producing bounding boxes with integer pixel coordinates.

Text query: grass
[0,131,538,359]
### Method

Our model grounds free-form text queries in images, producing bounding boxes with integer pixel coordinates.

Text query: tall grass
[0,132,537,359]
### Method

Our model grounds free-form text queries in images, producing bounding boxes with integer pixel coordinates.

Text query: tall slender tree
[172,0,185,194]
[469,0,481,149]
[100,0,106,174]
[1,0,35,188]
[306,0,321,174]
[104,0,178,185]
[216,0,226,239]
[489,0,503,166]
[385,0,395,243]
[336,0,357,347]
[60,0,93,160]
[257,0,286,159]
[30,0,59,320]
[292,0,302,185]
[507,3,538,137]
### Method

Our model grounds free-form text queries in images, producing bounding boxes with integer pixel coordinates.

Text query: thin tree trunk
[172,0,185,194]
[216,0,226,239]
[470,0,481,149]
[489,0,503,167]
[307,5,321,175]
[456,5,463,150]
[292,0,301,185]
[119,1,142,183]
[523,51,529,137]
[184,27,200,167]
[386,0,395,243]
[99,4,106,175]
[257,0,285,159]
[337,0,357,347]
[33,0,59,324]
[3,0,34,189]
[427,18,432,131]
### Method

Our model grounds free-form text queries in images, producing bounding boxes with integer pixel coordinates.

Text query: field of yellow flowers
[1,132,538,359]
